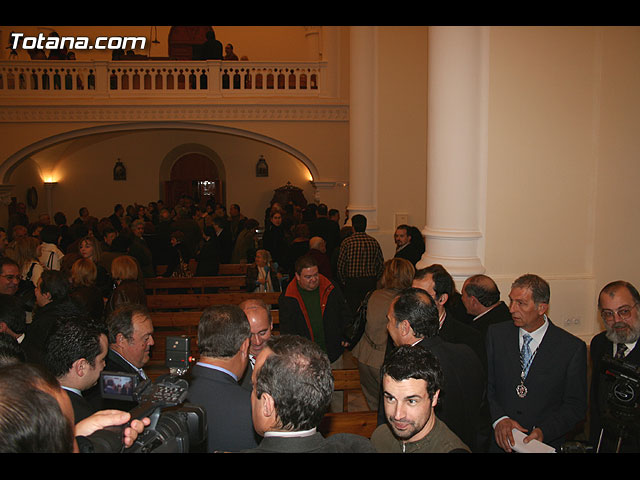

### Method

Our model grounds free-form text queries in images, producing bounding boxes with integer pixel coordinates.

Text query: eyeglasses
[600,303,639,322]
[0,274,20,281]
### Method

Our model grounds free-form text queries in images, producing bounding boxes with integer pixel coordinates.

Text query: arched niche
[159,143,226,207]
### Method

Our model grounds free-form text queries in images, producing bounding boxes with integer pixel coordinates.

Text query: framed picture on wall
[114,160,126,181]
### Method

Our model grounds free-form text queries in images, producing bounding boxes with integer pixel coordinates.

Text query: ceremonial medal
[516,382,528,398]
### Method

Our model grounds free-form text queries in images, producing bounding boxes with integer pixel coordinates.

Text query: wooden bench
[144,275,249,294]
[320,368,378,438]
[147,303,281,364]
[156,262,250,277]
[146,291,281,311]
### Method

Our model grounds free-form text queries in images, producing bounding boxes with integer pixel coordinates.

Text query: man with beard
[371,345,470,453]
[589,280,640,452]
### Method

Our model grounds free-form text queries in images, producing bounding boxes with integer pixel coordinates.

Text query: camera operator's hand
[76,410,151,448]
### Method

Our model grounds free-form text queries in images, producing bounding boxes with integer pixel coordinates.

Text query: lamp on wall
[43,180,58,221]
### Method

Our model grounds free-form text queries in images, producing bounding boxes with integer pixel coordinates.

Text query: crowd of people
[0,194,637,454]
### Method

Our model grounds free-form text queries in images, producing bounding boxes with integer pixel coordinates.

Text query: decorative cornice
[0,104,349,123]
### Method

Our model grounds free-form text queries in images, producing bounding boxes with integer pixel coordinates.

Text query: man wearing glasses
[0,257,20,296]
[590,280,640,452]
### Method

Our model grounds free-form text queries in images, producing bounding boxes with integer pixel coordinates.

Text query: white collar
[264,428,316,438]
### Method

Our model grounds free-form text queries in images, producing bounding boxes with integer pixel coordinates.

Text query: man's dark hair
[53,212,67,226]
[106,304,150,344]
[0,256,19,271]
[294,253,318,275]
[598,280,640,309]
[351,214,367,233]
[255,335,333,432]
[0,294,26,335]
[39,224,60,245]
[416,264,454,300]
[45,318,107,378]
[0,332,25,366]
[39,270,70,303]
[512,273,550,305]
[212,216,226,228]
[114,204,123,214]
[317,203,328,216]
[464,274,501,307]
[197,305,250,358]
[382,345,443,400]
[328,208,339,218]
[0,363,75,453]
[392,287,440,338]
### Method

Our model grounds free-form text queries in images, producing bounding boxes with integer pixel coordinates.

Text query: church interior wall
[1,25,639,344]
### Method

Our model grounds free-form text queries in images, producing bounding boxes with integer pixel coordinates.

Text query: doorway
[164,153,222,208]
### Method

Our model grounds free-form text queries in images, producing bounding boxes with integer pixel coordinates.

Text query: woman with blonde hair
[69,258,104,321]
[105,255,146,315]
[78,235,111,298]
[350,257,416,410]
[10,236,44,287]
[246,249,281,292]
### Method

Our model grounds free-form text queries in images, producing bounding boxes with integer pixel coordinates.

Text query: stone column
[348,26,378,229]
[417,26,489,280]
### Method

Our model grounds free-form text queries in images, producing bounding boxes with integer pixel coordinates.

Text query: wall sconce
[43,181,58,219]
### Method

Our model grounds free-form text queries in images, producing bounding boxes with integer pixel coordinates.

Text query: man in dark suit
[185,304,260,452]
[487,274,587,452]
[589,280,640,452]
[0,293,27,351]
[461,274,512,336]
[85,304,155,412]
[393,225,422,266]
[45,318,109,423]
[413,265,487,370]
[309,203,341,258]
[383,287,488,452]
[245,334,375,453]
[212,216,233,264]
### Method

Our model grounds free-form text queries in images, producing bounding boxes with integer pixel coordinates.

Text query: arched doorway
[165,153,221,208]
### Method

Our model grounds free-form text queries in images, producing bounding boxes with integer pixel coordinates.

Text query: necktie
[521,333,533,378]
[615,343,628,359]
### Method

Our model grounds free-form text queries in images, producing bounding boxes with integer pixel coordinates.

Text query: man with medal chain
[486,274,587,452]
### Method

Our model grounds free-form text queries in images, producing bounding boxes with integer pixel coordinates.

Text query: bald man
[461,274,512,337]
[238,299,273,391]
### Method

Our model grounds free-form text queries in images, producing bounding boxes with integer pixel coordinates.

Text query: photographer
[590,280,640,452]
[0,363,149,453]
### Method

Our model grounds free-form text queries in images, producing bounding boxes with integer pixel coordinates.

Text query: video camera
[88,336,207,453]
[600,354,640,427]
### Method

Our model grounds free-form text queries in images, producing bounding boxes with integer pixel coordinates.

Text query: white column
[417,26,489,280]
[348,26,378,230]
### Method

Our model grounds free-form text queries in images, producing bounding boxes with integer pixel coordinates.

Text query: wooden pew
[144,275,248,294]
[147,304,281,364]
[146,292,281,311]
[319,368,378,438]
[156,263,250,277]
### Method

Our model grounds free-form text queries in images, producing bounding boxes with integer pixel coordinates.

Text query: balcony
[0,59,331,103]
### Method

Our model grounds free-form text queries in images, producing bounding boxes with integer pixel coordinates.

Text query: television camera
[87,336,207,453]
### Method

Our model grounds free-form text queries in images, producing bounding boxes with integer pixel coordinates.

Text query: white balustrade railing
[0,60,327,99]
